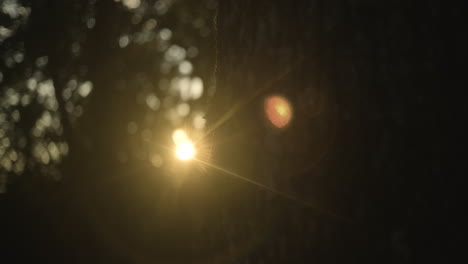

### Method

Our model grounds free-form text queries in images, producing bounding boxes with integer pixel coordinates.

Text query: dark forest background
[0,0,460,263]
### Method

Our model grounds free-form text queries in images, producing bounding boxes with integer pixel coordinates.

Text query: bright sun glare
[175,140,196,161]
[173,129,196,161]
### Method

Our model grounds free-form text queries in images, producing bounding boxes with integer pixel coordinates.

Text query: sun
[175,140,196,161]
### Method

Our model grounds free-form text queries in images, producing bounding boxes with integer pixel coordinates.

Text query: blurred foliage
[0,0,216,193]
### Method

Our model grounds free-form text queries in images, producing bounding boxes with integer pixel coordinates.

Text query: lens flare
[175,140,196,161]
[264,95,293,128]
[172,129,198,161]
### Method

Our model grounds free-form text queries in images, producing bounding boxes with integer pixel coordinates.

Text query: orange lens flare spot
[264,95,293,129]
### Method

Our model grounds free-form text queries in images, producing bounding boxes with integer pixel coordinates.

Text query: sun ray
[193,157,352,224]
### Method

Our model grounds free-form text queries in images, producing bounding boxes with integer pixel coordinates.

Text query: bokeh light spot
[172,129,188,144]
[264,95,293,129]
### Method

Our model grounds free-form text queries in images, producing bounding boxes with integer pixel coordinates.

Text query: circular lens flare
[175,140,196,161]
[264,95,293,128]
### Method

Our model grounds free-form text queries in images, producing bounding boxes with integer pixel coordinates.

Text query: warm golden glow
[175,140,196,161]
[264,95,293,128]
[173,128,196,161]
[172,129,188,144]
